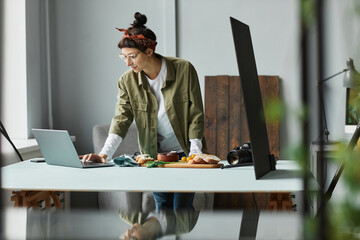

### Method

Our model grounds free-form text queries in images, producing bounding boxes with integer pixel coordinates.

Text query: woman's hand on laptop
[79,153,107,163]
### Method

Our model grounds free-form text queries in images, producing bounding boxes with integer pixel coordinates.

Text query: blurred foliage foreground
[328,141,360,239]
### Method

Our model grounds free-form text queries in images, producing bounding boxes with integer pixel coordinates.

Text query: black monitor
[345,87,360,125]
[345,88,360,136]
[230,17,276,179]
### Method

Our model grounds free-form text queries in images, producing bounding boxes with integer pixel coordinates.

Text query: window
[1,0,28,139]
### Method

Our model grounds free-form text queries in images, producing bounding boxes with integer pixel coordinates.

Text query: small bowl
[157,153,179,162]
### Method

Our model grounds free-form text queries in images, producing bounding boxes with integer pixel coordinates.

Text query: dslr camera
[226,142,253,165]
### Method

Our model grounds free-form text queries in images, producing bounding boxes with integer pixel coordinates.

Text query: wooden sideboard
[204,75,285,210]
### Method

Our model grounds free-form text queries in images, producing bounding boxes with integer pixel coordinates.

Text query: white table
[2,160,303,192]
[2,160,306,239]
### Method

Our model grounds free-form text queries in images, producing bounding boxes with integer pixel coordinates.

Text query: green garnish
[145,161,179,168]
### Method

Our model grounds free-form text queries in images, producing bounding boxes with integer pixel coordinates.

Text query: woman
[82,12,206,211]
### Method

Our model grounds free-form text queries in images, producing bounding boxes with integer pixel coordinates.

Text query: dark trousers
[153,192,195,212]
[153,152,194,212]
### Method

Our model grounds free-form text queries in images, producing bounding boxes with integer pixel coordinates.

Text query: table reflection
[4,208,301,239]
[119,208,199,240]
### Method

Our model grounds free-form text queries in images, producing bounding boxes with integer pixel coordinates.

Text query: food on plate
[188,154,221,164]
[157,151,179,162]
[136,152,221,166]
[186,154,196,162]
[192,156,207,164]
[135,154,154,164]
[204,155,221,164]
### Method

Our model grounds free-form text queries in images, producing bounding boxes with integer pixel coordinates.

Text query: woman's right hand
[79,153,107,163]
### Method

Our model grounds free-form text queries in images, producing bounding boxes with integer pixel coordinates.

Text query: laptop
[32,129,115,168]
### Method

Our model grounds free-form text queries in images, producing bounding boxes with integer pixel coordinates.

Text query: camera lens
[227,149,252,165]
[227,151,240,165]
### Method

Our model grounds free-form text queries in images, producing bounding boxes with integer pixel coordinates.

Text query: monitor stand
[317,120,360,217]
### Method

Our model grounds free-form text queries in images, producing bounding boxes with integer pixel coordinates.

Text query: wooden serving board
[158,162,223,168]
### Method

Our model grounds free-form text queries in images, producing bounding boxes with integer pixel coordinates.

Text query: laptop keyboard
[81,161,102,166]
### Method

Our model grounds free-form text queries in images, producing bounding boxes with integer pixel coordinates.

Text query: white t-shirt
[145,58,182,153]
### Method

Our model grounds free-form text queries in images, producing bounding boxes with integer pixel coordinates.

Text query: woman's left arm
[187,63,205,142]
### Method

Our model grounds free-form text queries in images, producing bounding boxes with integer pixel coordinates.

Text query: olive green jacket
[109,55,206,158]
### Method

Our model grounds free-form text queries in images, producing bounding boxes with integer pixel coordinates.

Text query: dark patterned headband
[116,28,157,51]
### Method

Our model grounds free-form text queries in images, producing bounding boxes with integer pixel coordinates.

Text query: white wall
[324,0,360,141]
[26,0,50,135]
[177,0,300,157]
